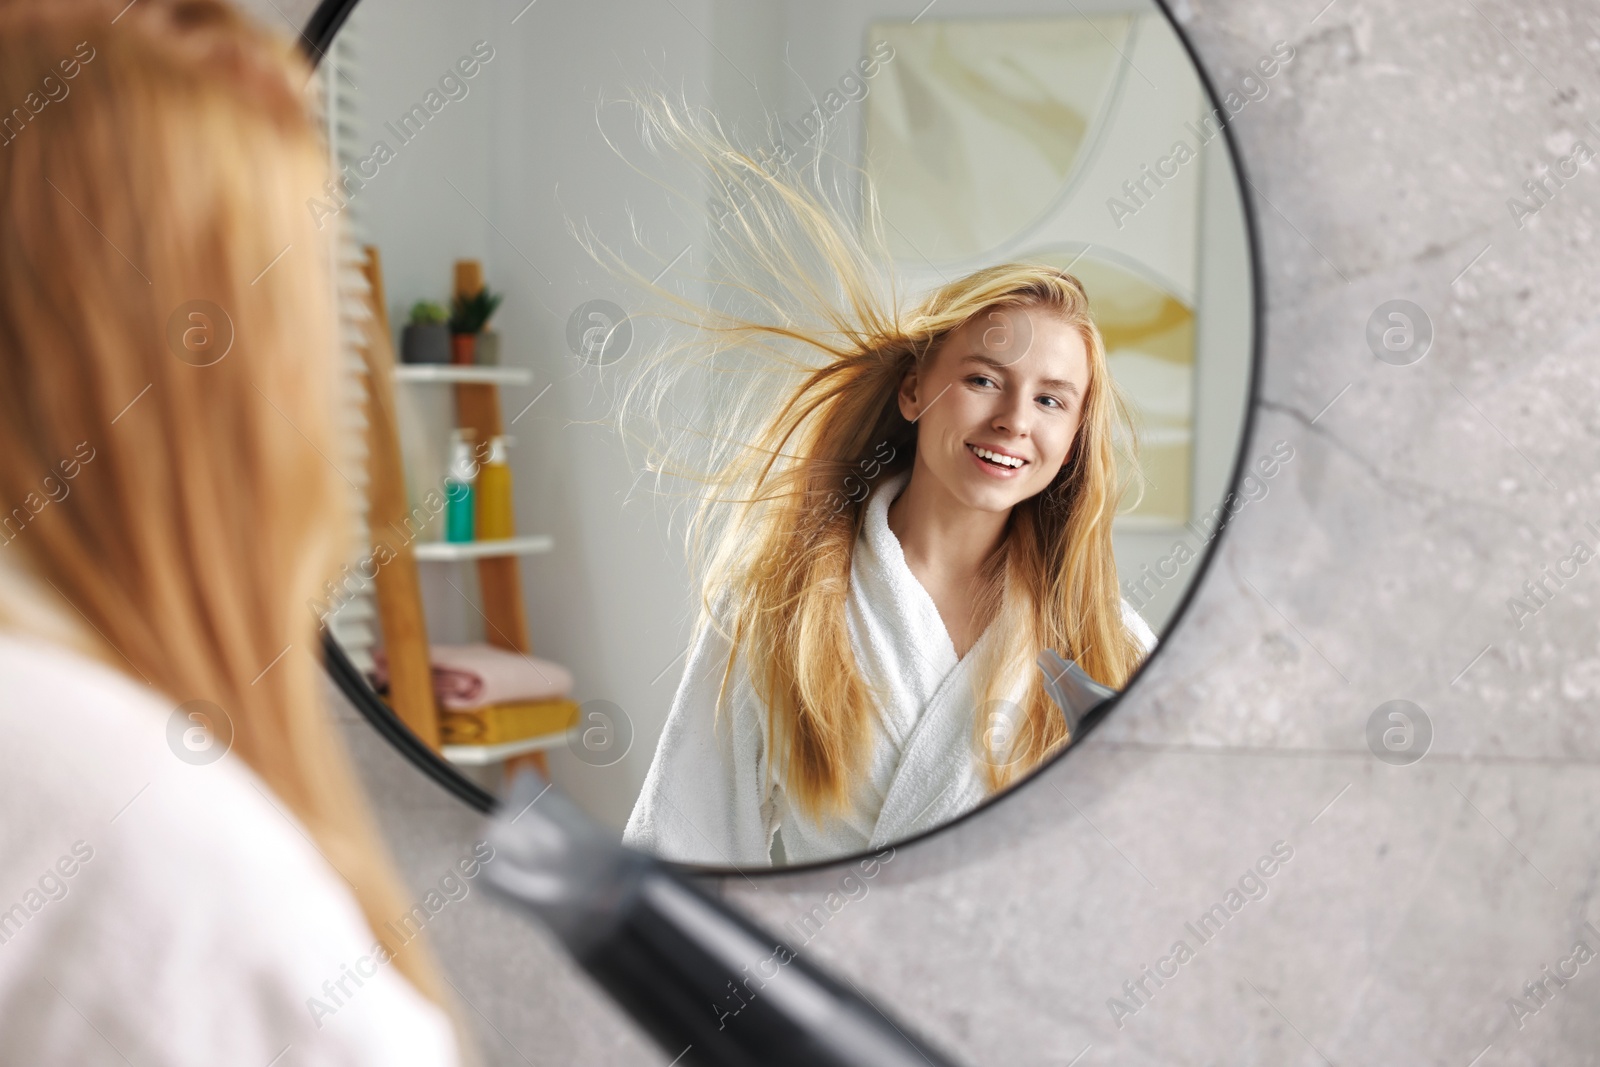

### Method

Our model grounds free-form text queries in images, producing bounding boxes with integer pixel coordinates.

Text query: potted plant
[448,286,503,366]
[399,301,449,364]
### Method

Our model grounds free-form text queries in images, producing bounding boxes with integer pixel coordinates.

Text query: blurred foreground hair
[0,0,457,1026]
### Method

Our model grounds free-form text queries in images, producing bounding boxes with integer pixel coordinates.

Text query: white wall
[346,0,721,831]
[339,0,497,656]
[477,0,721,830]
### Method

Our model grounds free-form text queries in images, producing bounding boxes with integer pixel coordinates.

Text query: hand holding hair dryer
[480,768,966,1067]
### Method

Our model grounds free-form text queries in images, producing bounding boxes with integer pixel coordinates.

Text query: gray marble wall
[289,0,1600,1062]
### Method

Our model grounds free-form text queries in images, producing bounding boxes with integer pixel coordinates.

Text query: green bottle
[444,429,476,543]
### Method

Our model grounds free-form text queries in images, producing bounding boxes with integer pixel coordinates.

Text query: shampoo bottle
[444,429,476,543]
[476,434,515,541]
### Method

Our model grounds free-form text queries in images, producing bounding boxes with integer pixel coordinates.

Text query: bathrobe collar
[849,469,1005,846]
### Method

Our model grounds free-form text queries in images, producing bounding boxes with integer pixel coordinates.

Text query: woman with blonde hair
[621,101,1157,867]
[0,0,466,1060]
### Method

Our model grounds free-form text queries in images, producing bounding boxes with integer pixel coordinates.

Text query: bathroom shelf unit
[394,364,533,386]
[413,535,553,563]
[356,247,558,772]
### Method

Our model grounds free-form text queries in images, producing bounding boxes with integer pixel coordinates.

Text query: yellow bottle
[476,434,515,540]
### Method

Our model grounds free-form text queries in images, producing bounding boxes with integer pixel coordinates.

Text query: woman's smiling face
[897,304,1090,515]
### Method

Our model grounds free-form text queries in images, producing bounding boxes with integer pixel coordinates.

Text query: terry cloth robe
[623,469,1159,867]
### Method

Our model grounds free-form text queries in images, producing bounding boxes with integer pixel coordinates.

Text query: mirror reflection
[315,0,1255,867]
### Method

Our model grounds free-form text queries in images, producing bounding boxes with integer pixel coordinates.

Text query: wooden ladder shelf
[356,247,548,770]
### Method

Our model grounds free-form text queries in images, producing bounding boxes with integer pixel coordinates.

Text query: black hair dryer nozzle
[1038,648,1117,735]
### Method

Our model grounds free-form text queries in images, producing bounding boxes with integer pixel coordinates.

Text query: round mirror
[306,0,1261,871]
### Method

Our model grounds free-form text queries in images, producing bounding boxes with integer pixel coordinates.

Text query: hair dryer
[1037,648,1117,735]
[479,768,965,1067]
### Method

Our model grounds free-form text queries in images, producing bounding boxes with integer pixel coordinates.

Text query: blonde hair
[609,97,1147,819]
[0,0,457,1029]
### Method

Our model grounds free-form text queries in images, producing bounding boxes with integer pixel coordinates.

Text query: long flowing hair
[608,96,1148,820]
[0,0,455,1024]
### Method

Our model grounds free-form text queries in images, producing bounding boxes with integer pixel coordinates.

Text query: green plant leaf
[448,286,504,334]
[409,300,448,326]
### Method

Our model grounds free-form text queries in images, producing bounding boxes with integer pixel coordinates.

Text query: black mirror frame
[303,0,1267,877]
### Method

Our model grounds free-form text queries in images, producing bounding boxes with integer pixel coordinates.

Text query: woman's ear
[896,364,921,422]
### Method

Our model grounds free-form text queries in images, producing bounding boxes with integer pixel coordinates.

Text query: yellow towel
[438,698,580,746]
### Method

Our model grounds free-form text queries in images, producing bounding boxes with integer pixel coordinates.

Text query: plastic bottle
[476,434,515,541]
[444,429,477,543]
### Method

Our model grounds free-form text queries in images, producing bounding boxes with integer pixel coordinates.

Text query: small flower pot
[475,329,500,366]
[399,323,449,364]
[450,331,477,366]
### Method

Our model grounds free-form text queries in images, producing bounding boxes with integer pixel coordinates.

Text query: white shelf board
[394,364,533,386]
[413,535,553,562]
[441,728,578,766]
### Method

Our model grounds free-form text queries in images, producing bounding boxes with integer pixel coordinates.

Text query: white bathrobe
[623,470,1158,867]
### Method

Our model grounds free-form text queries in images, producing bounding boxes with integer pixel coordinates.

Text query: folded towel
[438,699,580,746]
[368,643,573,711]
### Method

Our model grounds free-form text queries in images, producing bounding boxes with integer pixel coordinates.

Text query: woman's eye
[967,375,996,389]
[1038,395,1062,409]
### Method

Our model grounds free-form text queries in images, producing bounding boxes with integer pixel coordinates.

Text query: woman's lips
[966,442,1028,477]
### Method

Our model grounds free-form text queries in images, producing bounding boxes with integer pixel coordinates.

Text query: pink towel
[368,643,573,711]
